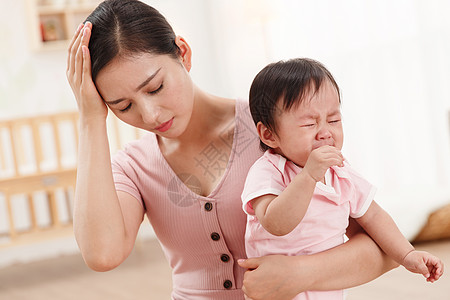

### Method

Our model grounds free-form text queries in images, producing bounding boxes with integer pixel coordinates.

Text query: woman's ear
[175,36,192,71]
[256,122,279,149]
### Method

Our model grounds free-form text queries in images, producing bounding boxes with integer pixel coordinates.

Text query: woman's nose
[140,102,161,125]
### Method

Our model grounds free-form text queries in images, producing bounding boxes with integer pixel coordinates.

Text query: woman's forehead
[96,53,164,83]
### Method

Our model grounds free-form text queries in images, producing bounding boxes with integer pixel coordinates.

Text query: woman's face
[95,52,194,138]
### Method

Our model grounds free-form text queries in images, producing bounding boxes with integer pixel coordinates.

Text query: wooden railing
[0,112,142,248]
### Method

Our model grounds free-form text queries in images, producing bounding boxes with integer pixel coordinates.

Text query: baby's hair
[249,58,341,151]
[85,0,180,81]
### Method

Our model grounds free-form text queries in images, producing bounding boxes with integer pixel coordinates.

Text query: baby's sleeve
[346,164,377,219]
[241,158,285,216]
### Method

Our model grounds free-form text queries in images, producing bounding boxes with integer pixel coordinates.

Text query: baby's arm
[356,202,444,282]
[253,146,343,236]
[252,171,316,236]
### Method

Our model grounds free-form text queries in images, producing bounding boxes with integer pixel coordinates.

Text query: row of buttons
[205,202,233,289]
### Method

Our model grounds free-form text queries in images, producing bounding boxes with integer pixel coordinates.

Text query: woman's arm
[67,23,144,271]
[74,119,144,271]
[239,219,398,300]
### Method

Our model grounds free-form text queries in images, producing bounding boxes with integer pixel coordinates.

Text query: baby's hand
[303,146,344,182]
[403,250,444,282]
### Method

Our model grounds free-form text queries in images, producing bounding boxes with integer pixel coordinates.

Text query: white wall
[208,0,450,187]
[207,0,450,238]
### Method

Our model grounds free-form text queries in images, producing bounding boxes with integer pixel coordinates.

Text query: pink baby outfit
[242,149,376,300]
[111,99,262,299]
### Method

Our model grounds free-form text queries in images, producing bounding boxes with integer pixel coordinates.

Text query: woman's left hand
[238,255,308,300]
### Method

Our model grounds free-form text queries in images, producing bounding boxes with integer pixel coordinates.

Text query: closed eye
[329,119,341,123]
[119,103,132,112]
[149,84,163,95]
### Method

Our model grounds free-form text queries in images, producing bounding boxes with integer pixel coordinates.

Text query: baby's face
[273,80,343,167]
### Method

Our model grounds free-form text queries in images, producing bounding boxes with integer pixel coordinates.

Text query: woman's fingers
[67,24,85,78]
[238,258,260,270]
[79,22,93,53]
[66,21,107,119]
[81,45,92,84]
[80,25,93,86]
[68,35,84,90]
[67,23,83,71]
[67,22,92,81]
[74,33,84,87]
[73,23,94,88]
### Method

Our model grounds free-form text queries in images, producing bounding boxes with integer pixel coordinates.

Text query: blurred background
[0,0,449,299]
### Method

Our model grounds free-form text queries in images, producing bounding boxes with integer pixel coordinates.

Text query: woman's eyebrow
[105,97,126,105]
[135,67,161,91]
[105,68,162,105]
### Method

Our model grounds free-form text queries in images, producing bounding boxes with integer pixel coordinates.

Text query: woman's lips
[154,118,173,132]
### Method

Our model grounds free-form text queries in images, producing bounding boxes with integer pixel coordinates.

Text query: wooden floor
[0,240,173,300]
[1,238,449,299]
[347,239,450,300]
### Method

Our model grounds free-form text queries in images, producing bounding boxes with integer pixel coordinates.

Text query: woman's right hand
[66,22,108,121]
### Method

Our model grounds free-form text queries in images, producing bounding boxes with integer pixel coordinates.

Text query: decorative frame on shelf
[26,0,100,51]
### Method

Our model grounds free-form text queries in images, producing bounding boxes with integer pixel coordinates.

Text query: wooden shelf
[26,0,101,52]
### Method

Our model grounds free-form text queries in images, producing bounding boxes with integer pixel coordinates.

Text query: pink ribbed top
[111,99,262,299]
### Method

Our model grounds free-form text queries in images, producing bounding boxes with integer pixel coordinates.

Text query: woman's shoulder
[235,97,250,111]
[112,132,158,165]
[234,98,258,140]
[228,98,254,130]
[230,98,263,164]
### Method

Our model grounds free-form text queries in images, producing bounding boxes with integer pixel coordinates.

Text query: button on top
[223,280,232,289]
[204,202,213,211]
[210,232,220,241]
[220,254,230,262]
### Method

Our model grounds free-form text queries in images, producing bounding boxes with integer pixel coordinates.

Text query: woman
[66,0,397,299]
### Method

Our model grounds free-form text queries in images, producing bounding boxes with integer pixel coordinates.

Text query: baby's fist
[403,250,444,282]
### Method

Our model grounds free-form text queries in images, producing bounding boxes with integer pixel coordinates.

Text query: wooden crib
[0,111,142,249]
